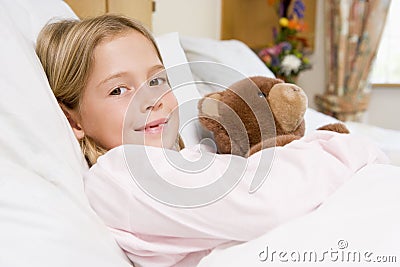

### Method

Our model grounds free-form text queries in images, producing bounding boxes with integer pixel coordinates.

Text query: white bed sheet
[305,109,400,166]
[199,163,400,266]
[345,121,400,166]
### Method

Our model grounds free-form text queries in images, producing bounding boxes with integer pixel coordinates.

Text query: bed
[0,1,399,266]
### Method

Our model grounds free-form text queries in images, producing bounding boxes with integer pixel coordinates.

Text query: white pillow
[0,1,132,266]
[155,32,207,147]
[180,35,276,80]
[304,108,339,134]
[4,0,78,44]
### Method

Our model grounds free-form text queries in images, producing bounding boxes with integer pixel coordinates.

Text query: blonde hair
[36,14,183,166]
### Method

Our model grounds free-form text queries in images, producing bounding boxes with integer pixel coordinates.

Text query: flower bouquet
[258,0,311,83]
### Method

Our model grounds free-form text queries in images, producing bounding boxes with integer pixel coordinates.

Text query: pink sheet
[83,131,389,267]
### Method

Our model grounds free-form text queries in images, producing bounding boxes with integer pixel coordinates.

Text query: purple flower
[259,45,283,57]
[293,0,305,19]
[267,45,282,56]
[272,27,278,42]
[281,0,292,18]
[279,1,285,17]
[279,42,292,51]
[271,56,280,67]
[258,48,268,58]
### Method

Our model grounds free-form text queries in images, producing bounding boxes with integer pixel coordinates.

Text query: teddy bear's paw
[317,123,350,134]
[246,135,301,157]
[247,139,274,157]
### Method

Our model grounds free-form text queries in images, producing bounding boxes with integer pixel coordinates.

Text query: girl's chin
[124,129,177,149]
[141,137,173,150]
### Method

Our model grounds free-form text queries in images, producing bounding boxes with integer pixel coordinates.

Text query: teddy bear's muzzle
[267,83,308,133]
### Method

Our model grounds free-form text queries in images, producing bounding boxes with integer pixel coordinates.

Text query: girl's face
[74,30,179,150]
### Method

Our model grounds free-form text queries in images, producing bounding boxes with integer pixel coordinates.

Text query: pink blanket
[83,131,389,267]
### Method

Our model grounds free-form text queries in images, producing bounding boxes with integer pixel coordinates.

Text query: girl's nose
[146,100,163,112]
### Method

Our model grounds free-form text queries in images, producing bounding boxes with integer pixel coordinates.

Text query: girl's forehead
[86,30,162,88]
[100,29,141,43]
[94,30,159,60]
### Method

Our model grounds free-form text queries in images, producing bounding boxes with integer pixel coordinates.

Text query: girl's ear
[59,103,85,140]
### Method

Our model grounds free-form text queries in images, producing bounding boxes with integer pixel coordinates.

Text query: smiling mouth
[135,118,168,134]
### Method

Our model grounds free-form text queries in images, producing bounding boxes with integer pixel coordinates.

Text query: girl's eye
[110,86,128,96]
[149,77,166,87]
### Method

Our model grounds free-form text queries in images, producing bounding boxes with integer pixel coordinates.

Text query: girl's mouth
[135,118,168,134]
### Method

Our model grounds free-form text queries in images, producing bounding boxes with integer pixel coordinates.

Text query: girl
[36,15,388,267]
[36,14,183,166]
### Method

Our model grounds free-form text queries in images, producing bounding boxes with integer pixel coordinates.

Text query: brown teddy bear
[198,76,349,157]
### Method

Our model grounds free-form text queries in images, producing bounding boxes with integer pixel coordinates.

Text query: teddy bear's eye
[257,91,266,98]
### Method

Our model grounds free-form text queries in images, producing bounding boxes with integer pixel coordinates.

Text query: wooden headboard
[64,0,153,29]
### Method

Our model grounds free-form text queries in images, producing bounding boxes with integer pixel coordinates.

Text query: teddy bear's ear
[198,92,222,118]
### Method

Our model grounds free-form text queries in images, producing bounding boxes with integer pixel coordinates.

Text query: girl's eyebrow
[148,64,165,76]
[97,65,165,88]
[97,72,129,87]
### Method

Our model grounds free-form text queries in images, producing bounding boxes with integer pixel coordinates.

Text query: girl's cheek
[165,90,178,108]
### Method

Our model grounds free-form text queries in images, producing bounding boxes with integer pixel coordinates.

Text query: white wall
[365,88,400,130]
[152,0,221,39]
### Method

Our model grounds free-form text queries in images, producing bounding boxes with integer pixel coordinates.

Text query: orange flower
[287,19,307,32]
[298,21,308,31]
[287,19,299,30]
